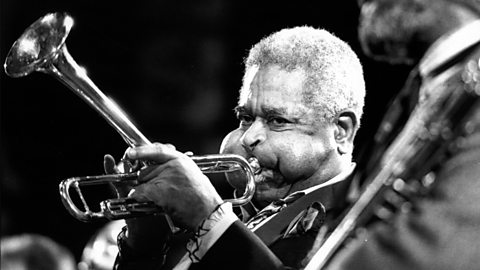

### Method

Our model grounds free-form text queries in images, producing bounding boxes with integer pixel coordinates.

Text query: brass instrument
[4,12,258,222]
[304,55,480,268]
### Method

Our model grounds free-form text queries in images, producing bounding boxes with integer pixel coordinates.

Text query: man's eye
[268,117,289,126]
[237,114,253,125]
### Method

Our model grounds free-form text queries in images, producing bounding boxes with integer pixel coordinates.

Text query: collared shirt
[173,163,356,270]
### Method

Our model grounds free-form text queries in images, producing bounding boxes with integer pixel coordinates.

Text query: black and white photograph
[1,1,479,269]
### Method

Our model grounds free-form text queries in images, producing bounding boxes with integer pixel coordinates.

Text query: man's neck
[290,159,352,192]
[293,163,356,196]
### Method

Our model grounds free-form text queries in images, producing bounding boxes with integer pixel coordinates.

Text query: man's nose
[240,119,266,153]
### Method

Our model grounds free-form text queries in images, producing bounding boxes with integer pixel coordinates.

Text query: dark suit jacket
[323,35,480,270]
[115,176,352,270]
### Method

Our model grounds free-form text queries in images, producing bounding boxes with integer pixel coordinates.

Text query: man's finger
[127,143,183,164]
[131,182,165,207]
[136,164,168,183]
[104,154,117,174]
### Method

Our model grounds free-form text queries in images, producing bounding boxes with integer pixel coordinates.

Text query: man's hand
[126,143,224,230]
[103,152,171,255]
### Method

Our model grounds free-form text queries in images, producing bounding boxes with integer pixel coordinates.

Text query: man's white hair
[242,26,366,125]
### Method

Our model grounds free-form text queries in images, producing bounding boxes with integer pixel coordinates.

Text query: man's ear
[334,110,358,155]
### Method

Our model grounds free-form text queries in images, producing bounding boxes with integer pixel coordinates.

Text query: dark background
[0,0,411,262]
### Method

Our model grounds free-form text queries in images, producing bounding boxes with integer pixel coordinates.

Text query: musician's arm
[196,220,286,270]
[115,202,285,270]
[114,215,173,270]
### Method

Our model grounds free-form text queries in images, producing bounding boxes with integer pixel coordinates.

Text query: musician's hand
[126,143,224,230]
[104,153,172,254]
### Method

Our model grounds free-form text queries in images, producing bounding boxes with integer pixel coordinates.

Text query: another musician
[78,220,125,270]
[1,234,77,270]
[323,0,480,269]
[107,26,366,270]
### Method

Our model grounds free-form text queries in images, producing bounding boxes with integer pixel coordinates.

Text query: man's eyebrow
[262,106,287,116]
[233,106,246,114]
[234,105,286,115]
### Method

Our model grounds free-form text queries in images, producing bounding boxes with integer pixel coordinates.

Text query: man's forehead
[239,65,306,104]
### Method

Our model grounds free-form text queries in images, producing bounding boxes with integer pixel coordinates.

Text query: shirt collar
[419,20,480,78]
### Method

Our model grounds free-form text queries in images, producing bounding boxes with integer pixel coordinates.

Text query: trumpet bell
[5,12,73,78]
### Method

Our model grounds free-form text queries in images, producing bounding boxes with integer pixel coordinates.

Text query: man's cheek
[224,171,248,193]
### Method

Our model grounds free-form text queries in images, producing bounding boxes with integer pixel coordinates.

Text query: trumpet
[4,12,258,222]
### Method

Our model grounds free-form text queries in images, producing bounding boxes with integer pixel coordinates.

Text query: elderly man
[108,26,365,270]
[314,0,480,270]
